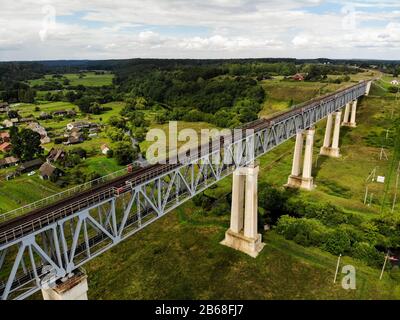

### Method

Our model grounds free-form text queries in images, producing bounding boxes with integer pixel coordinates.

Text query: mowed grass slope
[0,176,61,213]
[29,72,114,87]
[82,207,399,300]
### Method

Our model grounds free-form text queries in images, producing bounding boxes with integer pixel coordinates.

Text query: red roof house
[0,132,10,143]
[0,142,11,153]
[292,73,305,81]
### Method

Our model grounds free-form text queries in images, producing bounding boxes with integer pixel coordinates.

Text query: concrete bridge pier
[366,81,372,96]
[342,100,358,128]
[42,272,88,300]
[342,103,351,126]
[221,163,265,258]
[320,111,342,158]
[286,128,316,191]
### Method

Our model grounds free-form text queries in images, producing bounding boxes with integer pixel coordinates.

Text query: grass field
[81,215,400,300]
[259,72,379,118]
[0,175,61,213]
[29,72,114,87]
[15,101,78,118]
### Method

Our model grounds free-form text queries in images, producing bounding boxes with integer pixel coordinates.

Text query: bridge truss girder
[0,81,368,300]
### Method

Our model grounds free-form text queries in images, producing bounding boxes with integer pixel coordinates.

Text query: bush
[192,193,216,210]
[323,229,351,255]
[106,149,114,158]
[275,215,328,247]
[351,242,385,267]
[209,202,230,217]
[390,266,400,281]
[113,141,138,165]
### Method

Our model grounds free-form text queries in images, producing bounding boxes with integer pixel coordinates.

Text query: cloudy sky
[0,0,399,61]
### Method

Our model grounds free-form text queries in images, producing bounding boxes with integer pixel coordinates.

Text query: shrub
[323,229,351,255]
[351,242,385,267]
[390,266,400,281]
[276,216,328,247]
[209,202,230,217]
[192,193,215,210]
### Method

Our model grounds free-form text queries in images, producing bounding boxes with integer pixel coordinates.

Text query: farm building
[17,159,44,174]
[27,122,51,144]
[3,119,18,128]
[0,132,10,143]
[39,112,52,120]
[0,142,11,153]
[0,102,9,113]
[292,73,305,81]
[67,121,97,131]
[0,156,19,169]
[101,144,110,155]
[39,163,64,180]
[47,148,66,163]
[65,132,84,145]
[53,110,69,117]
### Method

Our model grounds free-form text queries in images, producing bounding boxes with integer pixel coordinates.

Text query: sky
[0,0,400,61]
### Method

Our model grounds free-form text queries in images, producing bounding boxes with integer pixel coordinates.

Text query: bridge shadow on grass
[312,153,329,178]
[313,125,352,179]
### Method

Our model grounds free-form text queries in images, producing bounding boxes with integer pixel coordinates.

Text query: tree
[113,141,138,165]
[132,127,148,143]
[75,96,94,113]
[323,229,351,255]
[90,102,102,115]
[10,127,43,161]
[107,127,125,142]
[108,116,127,129]
[8,110,19,119]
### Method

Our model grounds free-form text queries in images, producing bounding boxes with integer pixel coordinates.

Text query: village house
[53,110,69,117]
[101,144,110,155]
[39,112,52,120]
[2,120,13,128]
[3,118,18,128]
[27,122,51,144]
[19,117,36,124]
[64,129,84,145]
[67,110,77,117]
[54,109,77,117]
[0,132,10,143]
[16,159,44,174]
[292,73,305,81]
[39,162,64,181]
[66,121,97,131]
[0,142,11,153]
[0,156,19,169]
[65,134,84,145]
[0,102,9,113]
[47,148,66,163]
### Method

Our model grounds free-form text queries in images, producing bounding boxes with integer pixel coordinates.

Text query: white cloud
[0,0,399,60]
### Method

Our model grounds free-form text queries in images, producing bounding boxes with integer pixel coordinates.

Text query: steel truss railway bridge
[0,80,372,300]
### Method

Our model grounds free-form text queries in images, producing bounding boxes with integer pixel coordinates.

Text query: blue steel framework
[0,81,370,300]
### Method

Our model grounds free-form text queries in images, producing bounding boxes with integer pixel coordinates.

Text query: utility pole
[392,161,400,213]
[334,254,342,283]
[380,252,389,280]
